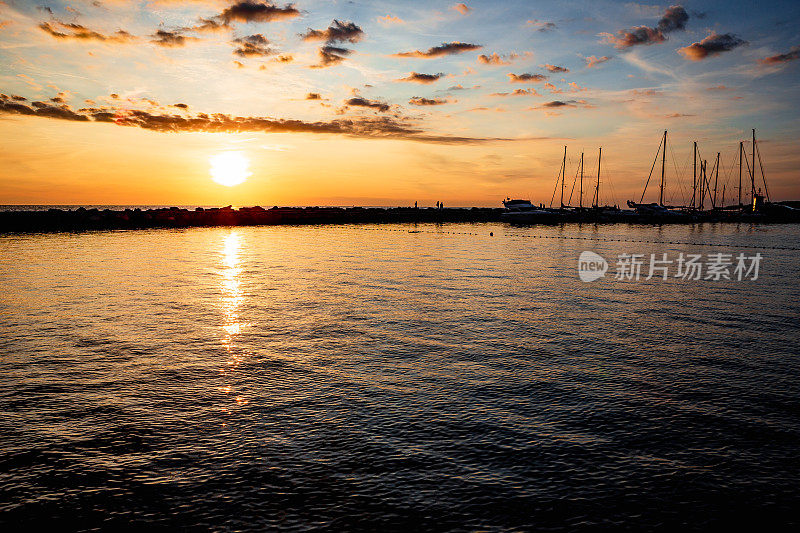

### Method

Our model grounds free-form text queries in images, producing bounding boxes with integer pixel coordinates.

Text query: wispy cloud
[393,42,482,58]
[585,55,611,68]
[507,73,547,83]
[397,72,444,84]
[679,33,747,61]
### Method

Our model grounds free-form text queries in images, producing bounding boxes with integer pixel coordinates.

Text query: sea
[1,220,799,531]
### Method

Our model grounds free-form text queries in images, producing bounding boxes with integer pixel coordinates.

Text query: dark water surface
[1,223,799,531]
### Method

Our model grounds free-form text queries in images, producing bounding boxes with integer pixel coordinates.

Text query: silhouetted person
[414,201,417,209]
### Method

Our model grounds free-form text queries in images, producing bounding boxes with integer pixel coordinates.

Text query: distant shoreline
[1,204,799,234]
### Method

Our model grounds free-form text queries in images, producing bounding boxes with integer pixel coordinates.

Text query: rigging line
[640,136,663,203]
[668,142,688,205]
[549,162,561,208]
[755,142,770,201]
[567,156,580,206]
[743,148,754,196]
[605,164,620,207]
[719,154,736,205]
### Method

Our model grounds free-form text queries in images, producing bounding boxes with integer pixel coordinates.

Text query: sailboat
[627,130,691,220]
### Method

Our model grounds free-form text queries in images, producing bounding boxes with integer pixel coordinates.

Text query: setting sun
[209,152,251,187]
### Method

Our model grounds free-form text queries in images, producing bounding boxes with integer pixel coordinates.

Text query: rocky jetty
[2,203,798,234]
[0,205,503,233]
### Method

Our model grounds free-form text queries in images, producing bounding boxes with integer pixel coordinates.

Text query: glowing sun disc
[210,152,251,187]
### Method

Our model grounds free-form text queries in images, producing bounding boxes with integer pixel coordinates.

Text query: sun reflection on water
[218,231,248,411]
[221,232,243,337]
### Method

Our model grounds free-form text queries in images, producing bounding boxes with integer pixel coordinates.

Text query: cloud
[232,34,272,57]
[50,91,70,104]
[543,64,568,73]
[2,85,556,144]
[507,73,547,83]
[306,93,321,100]
[397,72,444,84]
[393,42,482,58]
[1,92,416,137]
[311,45,352,68]
[476,52,528,66]
[218,1,300,24]
[541,101,575,108]
[665,112,695,118]
[302,20,364,69]
[530,100,591,111]
[658,5,689,32]
[377,14,403,25]
[409,96,449,106]
[527,20,556,32]
[0,94,88,121]
[483,52,528,65]
[601,26,665,49]
[39,21,136,43]
[705,85,730,91]
[344,97,390,112]
[544,82,562,94]
[585,55,611,68]
[678,32,746,61]
[452,3,471,15]
[759,46,800,65]
[478,53,509,66]
[490,88,540,97]
[182,17,230,34]
[601,5,689,49]
[629,88,660,97]
[151,29,197,47]
[301,20,364,43]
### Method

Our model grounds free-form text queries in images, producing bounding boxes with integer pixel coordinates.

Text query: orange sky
[1,1,798,206]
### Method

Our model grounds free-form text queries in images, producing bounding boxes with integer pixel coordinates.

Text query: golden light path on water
[220,231,248,409]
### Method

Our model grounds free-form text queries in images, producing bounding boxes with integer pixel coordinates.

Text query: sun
[209,151,251,187]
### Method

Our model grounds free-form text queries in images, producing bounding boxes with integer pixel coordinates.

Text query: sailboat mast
[594,147,601,208]
[660,130,666,206]
[713,152,720,208]
[751,129,756,204]
[692,141,697,210]
[579,152,584,209]
[738,141,743,207]
[560,145,566,208]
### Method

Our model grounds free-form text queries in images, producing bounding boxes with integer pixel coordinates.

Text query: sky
[0,0,799,207]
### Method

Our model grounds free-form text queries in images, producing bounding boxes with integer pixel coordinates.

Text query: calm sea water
[1,223,799,531]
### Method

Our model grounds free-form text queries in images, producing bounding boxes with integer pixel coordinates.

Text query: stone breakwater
[2,203,799,233]
[0,206,503,233]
